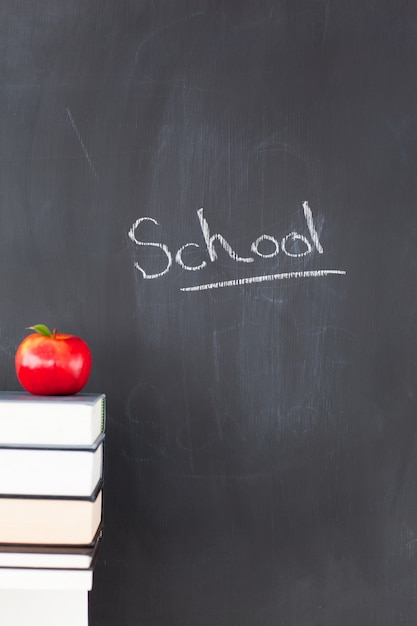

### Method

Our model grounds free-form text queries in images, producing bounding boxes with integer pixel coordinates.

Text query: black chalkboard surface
[1,1,417,624]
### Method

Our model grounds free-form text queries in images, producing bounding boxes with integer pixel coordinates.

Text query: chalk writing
[180,270,346,292]
[128,202,346,290]
[128,217,173,279]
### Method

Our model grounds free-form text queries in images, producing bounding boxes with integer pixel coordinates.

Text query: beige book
[0,489,102,545]
[0,527,102,569]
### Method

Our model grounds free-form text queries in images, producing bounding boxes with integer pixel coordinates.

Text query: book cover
[0,392,105,446]
[0,485,103,545]
[0,434,104,497]
[0,588,89,626]
[0,566,93,589]
[0,527,102,569]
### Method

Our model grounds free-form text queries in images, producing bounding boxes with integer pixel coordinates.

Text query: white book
[0,392,105,446]
[0,435,104,497]
[0,567,93,625]
[0,589,89,626]
[0,566,93,589]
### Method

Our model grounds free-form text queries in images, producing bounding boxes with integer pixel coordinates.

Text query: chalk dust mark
[134,12,206,63]
[66,108,100,181]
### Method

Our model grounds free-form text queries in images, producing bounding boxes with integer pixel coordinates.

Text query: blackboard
[1,1,417,624]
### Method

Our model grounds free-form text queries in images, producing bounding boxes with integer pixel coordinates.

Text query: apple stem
[52,329,57,339]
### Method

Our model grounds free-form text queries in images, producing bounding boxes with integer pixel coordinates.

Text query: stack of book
[0,392,105,626]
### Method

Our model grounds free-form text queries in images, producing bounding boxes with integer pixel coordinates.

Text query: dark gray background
[1,2,417,624]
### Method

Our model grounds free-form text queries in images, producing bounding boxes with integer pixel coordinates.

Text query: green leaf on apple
[27,324,52,337]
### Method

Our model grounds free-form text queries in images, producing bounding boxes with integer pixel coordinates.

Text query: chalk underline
[180,269,346,292]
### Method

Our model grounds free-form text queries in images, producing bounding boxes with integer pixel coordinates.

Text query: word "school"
[128,202,324,282]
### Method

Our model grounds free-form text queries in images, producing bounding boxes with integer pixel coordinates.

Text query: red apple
[15,324,92,395]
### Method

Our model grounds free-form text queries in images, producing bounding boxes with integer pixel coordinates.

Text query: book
[0,589,90,626]
[0,567,93,625]
[0,527,102,569]
[0,485,103,545]
[0,435,104,497]
[0,392,105,446]
[0,566,93,589]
